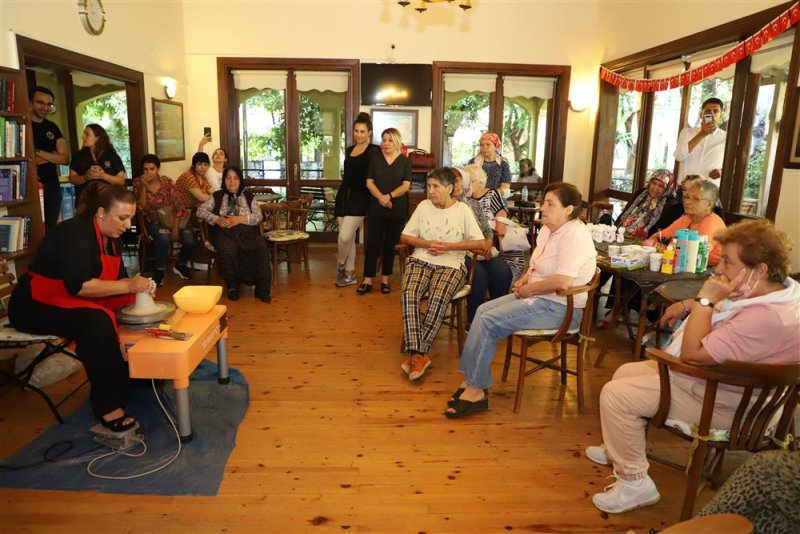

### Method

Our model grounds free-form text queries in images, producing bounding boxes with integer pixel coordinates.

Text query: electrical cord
[85,379,182,480]
[0,441,104,470]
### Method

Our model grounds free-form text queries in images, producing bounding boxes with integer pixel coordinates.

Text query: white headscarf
[453,166,473,201]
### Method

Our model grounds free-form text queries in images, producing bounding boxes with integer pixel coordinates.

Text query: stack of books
[0,77,15,113]
[0,215,30,253]
[0,161,28,201]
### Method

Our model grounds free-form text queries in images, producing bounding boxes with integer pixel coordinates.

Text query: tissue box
[610,254,647,270]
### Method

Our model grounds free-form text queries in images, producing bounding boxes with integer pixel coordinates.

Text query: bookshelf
[0,66,44,273]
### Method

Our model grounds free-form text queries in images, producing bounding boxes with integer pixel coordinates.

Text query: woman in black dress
[68,124,126,212]
[333,112,379,287]
[196,166,271,303]
[356,128,412,294]
[9,185,153,431]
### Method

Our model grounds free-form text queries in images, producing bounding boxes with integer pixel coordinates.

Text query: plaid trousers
[401,257,466,355]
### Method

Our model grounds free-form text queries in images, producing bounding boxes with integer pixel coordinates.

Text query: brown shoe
[400,357,413,375]
[408,355,431,381]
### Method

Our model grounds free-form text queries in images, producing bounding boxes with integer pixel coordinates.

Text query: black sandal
[381,283,391,294]
[356,283,372,295]
[100,413,138,433]
[448,388,489,406]
[445,397,489,419]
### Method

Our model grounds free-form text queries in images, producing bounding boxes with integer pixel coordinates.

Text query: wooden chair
[395,244,480,355]
[645,347,800,521]
[260,203,311,285]
[501,268,601,413]
[198,219,218,284]
[584,200,613,224]
[0,259,83,423]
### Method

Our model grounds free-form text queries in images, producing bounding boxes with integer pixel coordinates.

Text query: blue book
[0,223,11,252]
[0,168,14,201]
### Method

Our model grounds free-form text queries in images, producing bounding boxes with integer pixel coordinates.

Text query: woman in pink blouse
[444,182,597,418]
[133,154,196,286]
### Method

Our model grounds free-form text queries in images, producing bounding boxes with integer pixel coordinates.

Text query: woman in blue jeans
[133,154,196,285]
[445,182,597,418]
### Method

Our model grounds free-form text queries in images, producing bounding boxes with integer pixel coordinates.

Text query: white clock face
[80,0,106,35]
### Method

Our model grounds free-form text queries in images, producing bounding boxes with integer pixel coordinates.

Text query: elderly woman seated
[196,166,271,303]
[656,178,726,265]
[399,167,485,382]
[445,182,597,418]
[586,219,800,514]
[616,169,676,237]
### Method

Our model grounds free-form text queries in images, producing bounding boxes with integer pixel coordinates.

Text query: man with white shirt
[674,98,726,186]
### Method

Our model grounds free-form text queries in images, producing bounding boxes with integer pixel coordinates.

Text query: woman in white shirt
[445,182,597,418]
[399,168,485,382]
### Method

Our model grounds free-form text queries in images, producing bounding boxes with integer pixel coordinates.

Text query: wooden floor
[0,244,734,533]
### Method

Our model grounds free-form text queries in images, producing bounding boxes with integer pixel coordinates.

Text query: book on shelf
[0,215,29,253]
[0,119,25,157]
[0,77,15,113]
[0,167,14,201]
[0,161,28,201]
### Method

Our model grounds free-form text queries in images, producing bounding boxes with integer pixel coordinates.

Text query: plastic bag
[14,345,82,388]
[496,216,531,253]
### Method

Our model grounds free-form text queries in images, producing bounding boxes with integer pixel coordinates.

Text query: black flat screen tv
[361,63,432,107]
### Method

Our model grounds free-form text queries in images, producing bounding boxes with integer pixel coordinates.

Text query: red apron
[29,217,134,335]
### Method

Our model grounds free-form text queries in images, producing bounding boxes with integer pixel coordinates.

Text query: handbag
[495,216,531,252]
[157,206,189,230]
[407,148,435,169]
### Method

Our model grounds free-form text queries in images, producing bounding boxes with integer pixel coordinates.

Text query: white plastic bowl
[173,285,223,314]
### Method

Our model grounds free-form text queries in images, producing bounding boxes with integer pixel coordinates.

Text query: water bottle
[674,230,689,273]
[521,185,529,202]
[696,236,709,273]
[685,231,700,274]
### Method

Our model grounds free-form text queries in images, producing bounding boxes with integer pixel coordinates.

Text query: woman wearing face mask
[196,166,271,302]
[69,124,126,212]
[334,112,380,287]
[586,219,799,515]
[468,132,511,198]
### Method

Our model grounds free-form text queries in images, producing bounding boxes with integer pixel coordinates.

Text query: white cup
[642,246,657,254]
[649,252,663,272]
[607,245,620,256]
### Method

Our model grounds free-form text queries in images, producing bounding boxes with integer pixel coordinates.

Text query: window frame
[217,57,359,196]
[432,61,571,192]
[589,1,799,221]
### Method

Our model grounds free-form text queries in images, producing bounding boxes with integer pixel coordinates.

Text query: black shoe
[172,264,192,280]
[227,288,239,301]
[255,288,271,303]
[381,282,391,294]
[356,283,372,295]
[153,269,165,287]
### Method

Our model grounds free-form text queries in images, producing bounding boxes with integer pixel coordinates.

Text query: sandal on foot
[595,318,612,330]
[448,388,489,406]
[444,397,489,419]
[100,413,138,433]
[356,283,372,295]
[381,283,391,294]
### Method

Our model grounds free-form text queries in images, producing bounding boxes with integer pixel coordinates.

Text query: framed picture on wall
[370,108,418,148]
[152,98,185,162]
[787,91,800,169]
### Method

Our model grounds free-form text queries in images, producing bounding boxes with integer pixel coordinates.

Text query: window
[613,85,641,193]
[433,62,570,188]
[645,61,684,177]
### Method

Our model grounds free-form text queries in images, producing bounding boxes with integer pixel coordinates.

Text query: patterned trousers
[401,258,466,355]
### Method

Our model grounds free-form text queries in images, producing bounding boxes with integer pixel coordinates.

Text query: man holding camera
[674,97,726,186]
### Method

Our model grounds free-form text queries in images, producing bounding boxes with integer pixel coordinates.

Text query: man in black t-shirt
[30,86,69,232]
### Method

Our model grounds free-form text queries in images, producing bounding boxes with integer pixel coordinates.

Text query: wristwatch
[694,297,714,308]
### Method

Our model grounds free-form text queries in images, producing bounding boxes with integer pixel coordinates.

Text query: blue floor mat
[0,359,249,496]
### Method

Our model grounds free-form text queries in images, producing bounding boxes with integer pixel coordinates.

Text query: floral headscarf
[618,169,674,237]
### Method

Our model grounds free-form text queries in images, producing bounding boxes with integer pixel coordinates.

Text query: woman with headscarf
[468,132,511,198]
[615,169,676,237]
[196,166,271,302]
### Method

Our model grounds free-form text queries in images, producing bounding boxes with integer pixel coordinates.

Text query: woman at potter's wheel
[9,184,153,432]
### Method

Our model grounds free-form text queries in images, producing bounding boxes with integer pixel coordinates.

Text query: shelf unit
[0,66,43,273]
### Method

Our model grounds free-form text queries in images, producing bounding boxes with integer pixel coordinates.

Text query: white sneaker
[585,444,610,466]
[592,472,660,514]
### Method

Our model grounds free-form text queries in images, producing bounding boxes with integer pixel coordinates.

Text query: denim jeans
[146,222,196,270]
[458,293,583,389]
[465,256,513,323]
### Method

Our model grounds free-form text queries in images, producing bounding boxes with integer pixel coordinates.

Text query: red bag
[407,148,435,169]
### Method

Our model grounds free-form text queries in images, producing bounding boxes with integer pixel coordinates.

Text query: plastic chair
[501,268,601,413]
[645,347,800,521]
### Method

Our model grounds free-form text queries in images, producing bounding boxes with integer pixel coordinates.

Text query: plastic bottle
[685,230,700,274]
[521,185,529,202]
[696,236,709,273]
[661,244,675,274]
[672,231,685,273]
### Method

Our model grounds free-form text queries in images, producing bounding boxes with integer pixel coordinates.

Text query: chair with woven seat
[645,347,800,521]
[501,268,601,413]
[0,259,83,423]
[396,244,480,354]
[260,203,311,285]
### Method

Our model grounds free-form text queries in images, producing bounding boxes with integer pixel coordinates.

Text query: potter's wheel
[117,301,176,325]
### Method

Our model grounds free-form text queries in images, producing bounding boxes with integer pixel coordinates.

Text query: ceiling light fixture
[398,0,472,14]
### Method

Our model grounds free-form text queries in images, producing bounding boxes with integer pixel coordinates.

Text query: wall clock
[78,0,106,36]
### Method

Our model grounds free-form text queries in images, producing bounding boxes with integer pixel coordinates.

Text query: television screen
[361,63,432,107]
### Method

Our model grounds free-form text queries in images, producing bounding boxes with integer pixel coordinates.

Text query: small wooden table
[121,304,229,442]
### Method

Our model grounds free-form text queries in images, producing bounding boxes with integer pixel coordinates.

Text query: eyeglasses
[683,195,710,203]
